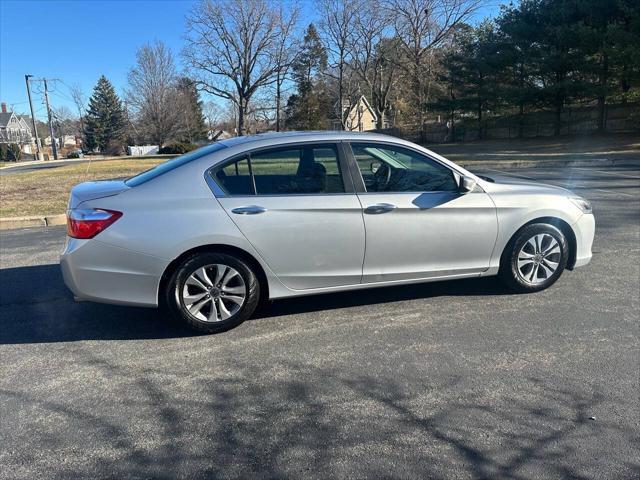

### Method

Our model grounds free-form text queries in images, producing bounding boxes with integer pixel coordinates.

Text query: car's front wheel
[166,252,260,333]
[500,223,569,293]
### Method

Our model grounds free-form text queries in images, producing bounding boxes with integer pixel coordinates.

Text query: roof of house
[0,112,14,128]
[0,112,31,131]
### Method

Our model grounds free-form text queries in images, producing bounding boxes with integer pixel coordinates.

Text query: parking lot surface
[1,163,638,479]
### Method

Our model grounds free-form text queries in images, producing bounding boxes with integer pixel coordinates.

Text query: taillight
[67,208,122,239]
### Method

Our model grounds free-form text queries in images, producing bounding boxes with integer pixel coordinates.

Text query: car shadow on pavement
[255,274,512,320]
[0,264,195,344]
[0,263,513,344]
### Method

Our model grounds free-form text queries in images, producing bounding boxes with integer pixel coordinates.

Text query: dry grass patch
[0,158,164,217]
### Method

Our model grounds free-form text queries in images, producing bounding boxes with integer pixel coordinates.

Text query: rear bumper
[572,213,595,268]
[60,237,167,307]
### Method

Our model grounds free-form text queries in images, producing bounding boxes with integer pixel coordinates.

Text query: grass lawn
[0,158,164,217]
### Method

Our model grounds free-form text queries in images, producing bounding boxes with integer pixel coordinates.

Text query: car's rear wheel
[500,223,569,293]
[166,252,260,333]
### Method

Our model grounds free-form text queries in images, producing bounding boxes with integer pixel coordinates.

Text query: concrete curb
[1,157,637,231]
[0,214,66,231]
[455,157,638,169]
[0,154,177,172]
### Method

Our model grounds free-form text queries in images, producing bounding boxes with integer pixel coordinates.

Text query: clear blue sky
[0,0,507,122]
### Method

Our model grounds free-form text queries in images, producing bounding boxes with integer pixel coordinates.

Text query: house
[332,95,390,132]
[0,103,33,147]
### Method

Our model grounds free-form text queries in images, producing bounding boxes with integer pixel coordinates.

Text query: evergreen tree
[84,76,126,152]
[176,77,208,143]
[432,21,503,138]
[534,0,591,135]
[285,24,331,130]
[496,0,545,137]
[436,22,502,139]
[578,0,640,130]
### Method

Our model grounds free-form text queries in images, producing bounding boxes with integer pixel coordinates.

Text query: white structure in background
[0,102,35,154]
[127,145,159,156]
[44,135,77,147]
[207,130,232,141]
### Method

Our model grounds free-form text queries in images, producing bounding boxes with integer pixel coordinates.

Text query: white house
[0,103,33,151]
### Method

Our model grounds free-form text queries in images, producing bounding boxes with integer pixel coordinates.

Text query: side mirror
[459,175,477,194]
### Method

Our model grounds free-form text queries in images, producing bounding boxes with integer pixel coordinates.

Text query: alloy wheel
[181,264,246,322]
[517,233,562,285]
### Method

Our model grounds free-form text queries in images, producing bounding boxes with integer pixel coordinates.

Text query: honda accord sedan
[61,132,595,333]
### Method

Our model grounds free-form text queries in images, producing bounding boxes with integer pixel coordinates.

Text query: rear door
[348,142,498,283]
[212,143,365,290]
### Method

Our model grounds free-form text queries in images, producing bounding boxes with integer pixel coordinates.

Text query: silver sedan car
[61,132,595,333]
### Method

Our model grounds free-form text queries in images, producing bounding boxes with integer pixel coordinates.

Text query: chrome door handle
[364,203,397,214]
[231,205,267,215]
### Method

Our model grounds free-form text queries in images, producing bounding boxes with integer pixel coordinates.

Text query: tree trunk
[413,56,424,127]
[338,62,344,130]
[375,107,384,130]
[477,100,483,140]
[518,64,525,139]
[237,98,245,136]
[554,99,562,137]
[518,102,524,139]
[597,52,609,132]
[276,71,281,132]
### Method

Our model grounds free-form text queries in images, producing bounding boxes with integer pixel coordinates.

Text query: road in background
[1,164,638,479]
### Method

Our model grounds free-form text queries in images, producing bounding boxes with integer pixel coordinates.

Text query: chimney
[1,103,6,113]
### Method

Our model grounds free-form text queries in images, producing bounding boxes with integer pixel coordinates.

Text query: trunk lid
[68,179,130,209]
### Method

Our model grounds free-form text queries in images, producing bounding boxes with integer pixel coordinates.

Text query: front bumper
[572,213,595,268]
[60,236,167,307]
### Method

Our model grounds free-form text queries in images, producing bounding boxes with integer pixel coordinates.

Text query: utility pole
[24,75,43,161]
[43,79,58,160]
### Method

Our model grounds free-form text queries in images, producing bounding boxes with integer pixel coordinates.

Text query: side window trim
[207,141,355,197]
[346,141,460,194]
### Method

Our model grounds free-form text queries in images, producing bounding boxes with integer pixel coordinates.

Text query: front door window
[351,143,458,193]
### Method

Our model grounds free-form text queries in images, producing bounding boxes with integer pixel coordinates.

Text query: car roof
[217,131,400,148]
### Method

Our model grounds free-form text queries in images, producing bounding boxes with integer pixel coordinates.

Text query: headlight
[569,197,592,214]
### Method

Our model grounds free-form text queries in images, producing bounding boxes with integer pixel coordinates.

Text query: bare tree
[350,4,397,129]
[319,0,358,129]
[272,3,299,132]
[68,83,86,137]
[52,106,76,147]
[126,40,181,147]
[388,0,481,124]
[183,0,283,136]
[203,100,224,133]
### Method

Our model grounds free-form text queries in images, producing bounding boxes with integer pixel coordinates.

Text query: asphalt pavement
[0,164,638,479]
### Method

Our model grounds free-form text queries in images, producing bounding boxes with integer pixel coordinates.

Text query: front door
[213,143,365,290]
[348,142,498,283]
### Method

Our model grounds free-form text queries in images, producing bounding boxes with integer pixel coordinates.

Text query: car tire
[500,223,569,293]
[166,252,260,333]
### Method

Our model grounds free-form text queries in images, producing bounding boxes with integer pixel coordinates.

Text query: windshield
[125,143,228,187]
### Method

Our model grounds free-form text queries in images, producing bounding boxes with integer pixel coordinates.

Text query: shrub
[0,144,22,162]
[158,142,198,155]
[104,139,125,156]
[67,150,81,159]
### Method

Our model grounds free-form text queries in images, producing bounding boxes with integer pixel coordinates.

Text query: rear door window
[211,144,345,196]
